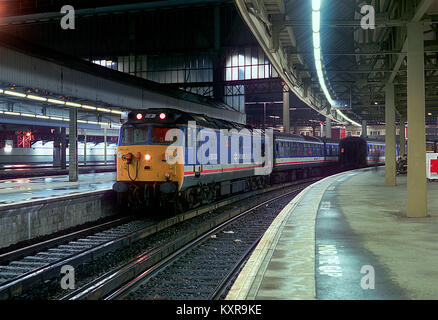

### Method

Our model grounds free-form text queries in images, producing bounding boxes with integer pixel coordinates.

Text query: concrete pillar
[325,117,332,138]
[53,127,61,167]
[104,128,107,165]
[83,130,87,166]
[60,127,67,170]
[361,120,367,137]
[385,83,396,186]
[407,22,427,218]
[69,108,78,182]
[400,116,406,157]
[283,86,290,133]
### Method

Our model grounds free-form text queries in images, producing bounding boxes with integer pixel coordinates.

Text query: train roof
[124,108,253,131]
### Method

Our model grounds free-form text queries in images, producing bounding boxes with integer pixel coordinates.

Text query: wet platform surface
[0,164,115,180]
[227,167,438,300]
[0,172,116,207]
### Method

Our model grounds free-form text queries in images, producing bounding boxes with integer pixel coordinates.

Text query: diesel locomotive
[112,109,340,212]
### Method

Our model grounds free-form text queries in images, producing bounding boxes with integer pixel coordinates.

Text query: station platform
[0,164,115,180]
[0,172,116,207]
[226,167,438,300]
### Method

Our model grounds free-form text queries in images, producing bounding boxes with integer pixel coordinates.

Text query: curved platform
[226,167,438,300]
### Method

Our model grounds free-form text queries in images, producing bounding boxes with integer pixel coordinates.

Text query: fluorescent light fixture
[110,110,124,115]
[4,111,21,116]
[312,11,320,32]
[97,107,111,112]
[312,0,321,11]
[21,113,36,118]
[66,102,82,107]
[88,121,100,125]
[77,120,87,123]
[313,32,321,48]
[27,95,47,102]
[82,105,97,110]
[314,48,321,61]
[36,115,50,119]
[336,110,361,127]
[4,90,26,98]
[47,98,65,105]
[0,90,3,93]
[49,116,63,121]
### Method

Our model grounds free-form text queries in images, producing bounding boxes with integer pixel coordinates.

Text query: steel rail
[66,185,309,300]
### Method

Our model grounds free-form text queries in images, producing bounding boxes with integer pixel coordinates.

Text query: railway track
[0,176,321,300]
[60,181,313,300]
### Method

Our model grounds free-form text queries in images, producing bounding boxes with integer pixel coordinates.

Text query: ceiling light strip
[312,0,360,127]
[0,89,124,116]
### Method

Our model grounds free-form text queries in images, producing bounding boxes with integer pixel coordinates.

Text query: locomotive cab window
[151,127,177,144]
[121,126,148,145]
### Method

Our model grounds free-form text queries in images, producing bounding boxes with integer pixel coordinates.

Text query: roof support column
[407,22,427,218]
[325,117,332,138]
[400,116,406,158]
[385,83,396,186]
[69,107,78,182]
[283,86,290,133]
[361,120,367,137]
[83,130,87,166]
[53,127,61,167]
[60,127,67,170]
[104,128,108,166]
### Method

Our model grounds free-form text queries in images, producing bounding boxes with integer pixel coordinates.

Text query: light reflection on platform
[0,172,116,207]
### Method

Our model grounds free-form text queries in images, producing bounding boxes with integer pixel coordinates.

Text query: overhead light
[312,11,320,32]
[312,0,321,11]
[21,113,36,118]
[428,112,432,116]
[4,111,20,116]
[27,95,47,102]
[49,116,64,121]
[4,90,26,98]
[97,107,111,112]
[314,48,321,61]
[111,110,123,115]
[77,120,87,123]
[374,101,378,105]
[36,115,49,119]
[47,98,65,105]
[82,105,97,110]
[313,32,321,49]
[66,102,82,107]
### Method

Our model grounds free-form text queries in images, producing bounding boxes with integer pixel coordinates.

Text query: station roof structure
[235,0,438,125]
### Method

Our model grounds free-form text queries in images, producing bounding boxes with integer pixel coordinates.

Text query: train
[0,140,117,165]
[113,108,344,212]
[339,136,388,168]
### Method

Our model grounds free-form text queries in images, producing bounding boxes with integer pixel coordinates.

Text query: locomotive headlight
[145,154,151,161]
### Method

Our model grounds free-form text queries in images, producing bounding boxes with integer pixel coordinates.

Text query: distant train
[112,108,341,211]
[0,140,117,165]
